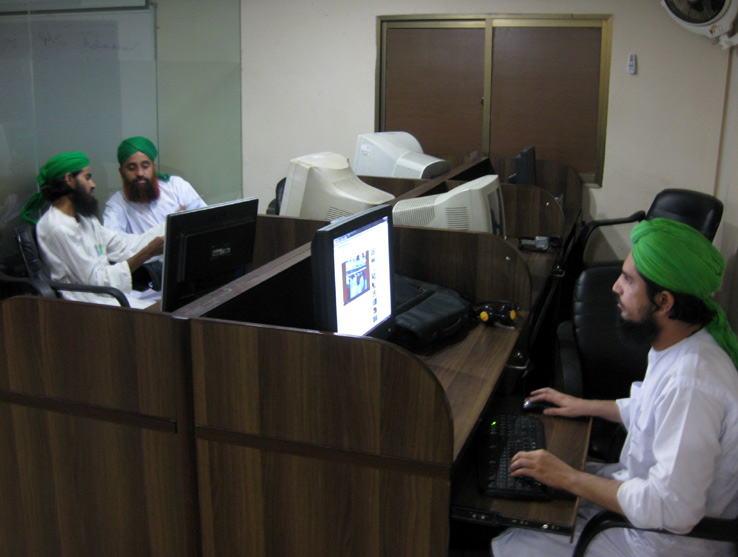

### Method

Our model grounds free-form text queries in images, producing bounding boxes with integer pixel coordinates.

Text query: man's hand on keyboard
[509,449,575,492]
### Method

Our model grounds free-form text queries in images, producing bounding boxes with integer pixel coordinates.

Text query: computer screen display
[311,204,394,339]
[391,175,506,236]
[161,197,258,312]
[280,152,394,221]
[352,131,450,179]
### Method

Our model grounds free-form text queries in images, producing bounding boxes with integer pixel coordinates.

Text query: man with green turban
[103,136,205,234]
[31,151,166,309]
[492,218,738,556]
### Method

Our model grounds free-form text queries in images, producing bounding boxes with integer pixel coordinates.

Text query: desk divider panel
[500,183,565,239]
[491,156,583,222]
[0,296,198,556]
[191,319,453,556]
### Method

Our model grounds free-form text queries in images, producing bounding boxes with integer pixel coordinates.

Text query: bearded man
[103,136,205,234]
[32,151,165,309]
[491,218,738,557]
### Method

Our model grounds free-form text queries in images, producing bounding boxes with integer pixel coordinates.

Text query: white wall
[241,0,738,323]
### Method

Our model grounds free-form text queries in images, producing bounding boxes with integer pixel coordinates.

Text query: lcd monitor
[391,175,506,236]
[161,197,258,312]
[352,131,451,179]
[507,145,537,186]
[311,204,394,339]
[280,152,395,221]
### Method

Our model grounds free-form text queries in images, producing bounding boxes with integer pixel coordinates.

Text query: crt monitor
[311,204,394,339]
[280,152,394,221]
[391,175,506,236]
[161,197,258,312]
[352,131,451,179]
[507,145,537,186]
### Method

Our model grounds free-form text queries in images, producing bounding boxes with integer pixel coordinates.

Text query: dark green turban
[117,136,170,180]
[631,217,738,369]
[22,151,90,223]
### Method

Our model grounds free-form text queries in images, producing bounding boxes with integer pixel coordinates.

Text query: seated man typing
[103,136,205,234]
[492,218,738,556]
[33,151,164,309]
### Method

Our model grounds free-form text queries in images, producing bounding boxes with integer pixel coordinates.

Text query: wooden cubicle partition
[491,155,583,228]
[500,183,564,239]
[191,321,453,556]
[0,296,199,556]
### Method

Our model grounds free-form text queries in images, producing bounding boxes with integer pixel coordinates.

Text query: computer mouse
[522,399,558,414]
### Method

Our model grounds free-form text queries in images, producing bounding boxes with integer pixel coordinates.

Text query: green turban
[117,136,170,180]
[37,151,90,188]
[22,151,90,223]
[631,217,738,369]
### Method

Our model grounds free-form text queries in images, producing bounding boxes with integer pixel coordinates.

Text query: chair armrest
[0,271,58,299]
[576,211,646,252]
[566,211,646,282]
[573,510,737,556]
[556,320,583,397]
[47,280,131,308]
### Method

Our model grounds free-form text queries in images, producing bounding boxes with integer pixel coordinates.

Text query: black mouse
[522,399,558,413]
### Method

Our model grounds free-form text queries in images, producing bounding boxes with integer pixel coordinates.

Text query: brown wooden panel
[197,441,450,557]
[0,297,199,556]
[490,26,602,174]
[491,156,583,222]
[191,320,453,465]
[0,297,181,418]
[501,183,564,238]
[393,226,531,310]
[0,399,188,556]
[384,27,485,159]
[253,214,326,268]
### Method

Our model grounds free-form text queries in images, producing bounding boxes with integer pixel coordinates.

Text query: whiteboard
[0,8,156,255]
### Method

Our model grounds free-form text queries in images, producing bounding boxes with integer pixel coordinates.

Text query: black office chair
[13,223,130,307]
[572,509,738,556]
[556,265,650,461]
[266,177,286,215]
[568,188,724,284]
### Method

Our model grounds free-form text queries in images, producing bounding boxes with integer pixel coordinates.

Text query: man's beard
[70,184,99,218]
[124,174,160,203]
[616,309,660,346]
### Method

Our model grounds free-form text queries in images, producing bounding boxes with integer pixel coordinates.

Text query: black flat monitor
[311,204,394,339]
[507,145,537,186]
[161,198,258,312]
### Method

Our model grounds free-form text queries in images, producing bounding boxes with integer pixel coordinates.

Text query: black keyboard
[476,414,551,501]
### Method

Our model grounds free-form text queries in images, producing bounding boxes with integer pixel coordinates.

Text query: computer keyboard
[476,413,551,501]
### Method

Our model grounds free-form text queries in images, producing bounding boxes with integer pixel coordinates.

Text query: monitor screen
[161,198,258,312]
[352,131,450,179]
[391,175,506,236]
[311,204,394,339]
[280,151,394,221]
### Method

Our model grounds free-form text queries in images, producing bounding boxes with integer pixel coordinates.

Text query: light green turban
[22,151,90,223]
[631,217,738,369]
[117,136,170,180]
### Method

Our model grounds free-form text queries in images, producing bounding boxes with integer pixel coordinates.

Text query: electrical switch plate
[627,53,637,74]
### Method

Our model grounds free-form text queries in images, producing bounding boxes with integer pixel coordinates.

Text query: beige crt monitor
[391,175,506,236]
[352,131,451,179]
[280,152,395,221]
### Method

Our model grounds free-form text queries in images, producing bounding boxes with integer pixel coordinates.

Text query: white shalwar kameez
[102,175,205,234]
[37,206,165,309]
[492,329,738,556]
